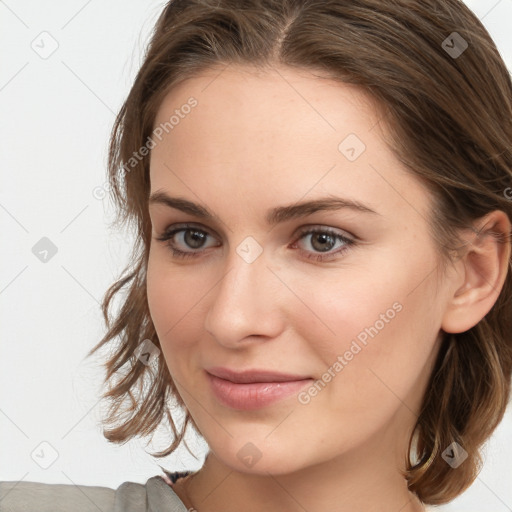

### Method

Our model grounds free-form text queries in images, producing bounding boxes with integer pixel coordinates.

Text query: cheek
[275,258,404,361]
[146,253,215,378]
[147,250,205,335]
[287,251,440,413]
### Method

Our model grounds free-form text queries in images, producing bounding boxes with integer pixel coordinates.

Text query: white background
[1,1,511,510]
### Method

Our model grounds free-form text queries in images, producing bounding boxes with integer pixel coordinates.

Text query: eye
[154,223,356,262]
[154,223,219,259]
[291,227,356,262]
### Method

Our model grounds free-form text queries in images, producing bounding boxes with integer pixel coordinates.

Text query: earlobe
[441,210,511,334]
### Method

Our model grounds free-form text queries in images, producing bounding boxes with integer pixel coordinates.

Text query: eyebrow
[148,191,380,225]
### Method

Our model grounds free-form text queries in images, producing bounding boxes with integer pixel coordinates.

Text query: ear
[441,210,511,334]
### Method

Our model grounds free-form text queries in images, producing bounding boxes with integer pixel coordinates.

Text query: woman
[2,0,511,510]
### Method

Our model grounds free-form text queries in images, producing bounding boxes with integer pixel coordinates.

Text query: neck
[183,424,425,512]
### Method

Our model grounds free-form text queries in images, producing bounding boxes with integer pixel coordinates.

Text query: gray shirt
[0,474,189,512]
[1,471,439,511]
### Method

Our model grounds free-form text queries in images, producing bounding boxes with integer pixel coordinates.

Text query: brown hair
[88,0,512,504]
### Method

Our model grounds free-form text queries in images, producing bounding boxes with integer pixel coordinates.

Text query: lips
[205,366,314,410]
[205,366,311,383]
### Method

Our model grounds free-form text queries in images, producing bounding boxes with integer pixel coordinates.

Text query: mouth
[205,367,314,410]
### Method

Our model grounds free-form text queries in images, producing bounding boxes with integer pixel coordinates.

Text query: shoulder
[0,479,118,511]
[0,472,189,512]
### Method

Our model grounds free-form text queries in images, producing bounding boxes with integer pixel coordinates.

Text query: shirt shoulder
[0,473,189,512]
[0,479,118,512]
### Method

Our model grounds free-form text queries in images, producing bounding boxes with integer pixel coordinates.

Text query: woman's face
[147,64,451,475]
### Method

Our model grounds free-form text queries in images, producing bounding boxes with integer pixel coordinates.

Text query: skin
[146,64,511,512]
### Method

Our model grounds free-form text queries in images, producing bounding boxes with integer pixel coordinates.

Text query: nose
[204,244,285,348]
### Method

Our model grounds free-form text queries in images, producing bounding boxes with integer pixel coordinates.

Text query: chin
[206,435,316,477]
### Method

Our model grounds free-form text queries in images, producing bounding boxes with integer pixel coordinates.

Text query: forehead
[152,64,381,141]
[149,64,431,225]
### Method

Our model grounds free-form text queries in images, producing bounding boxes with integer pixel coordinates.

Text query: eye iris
[177,230,339,252]
[185,230,207,249]
[311,233,335,252]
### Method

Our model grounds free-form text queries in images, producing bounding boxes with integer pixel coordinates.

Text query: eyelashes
[154,223,356,262]
[290,227,355,261]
